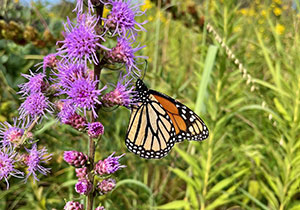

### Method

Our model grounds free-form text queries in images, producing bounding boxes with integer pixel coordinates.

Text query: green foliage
[1,0,300,209]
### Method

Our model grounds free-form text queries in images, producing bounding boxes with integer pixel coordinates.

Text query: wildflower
[102,77,136,107]
[106,37,146,77]
[64,151,88,168]
[57,14,108,65]
[36,53,58,73]
[275,23,285,35]
[273,7,282,16]
[75,167,88,179]
[54,62,88,89]
[57,100,76,123]
[65,76,106,117]
[141,0,153,11]
[102,0,146,38]
[0,120,24,146]
[95,152,125,175]
[73,0,94,14]
[95,206,106,210]
[97,178,116,194]
[18,70,47,95]
[75,178,92,195]
[64,201,84,210]
[0,146,24,189]
[88,122,104,138]
[24,144,52,182]
[19,92,53,123]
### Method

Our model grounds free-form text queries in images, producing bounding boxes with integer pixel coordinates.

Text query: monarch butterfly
[125,79,209,159]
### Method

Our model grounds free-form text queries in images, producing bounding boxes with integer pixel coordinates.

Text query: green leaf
[156,200,189,210]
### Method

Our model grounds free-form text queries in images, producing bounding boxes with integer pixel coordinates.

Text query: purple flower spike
[95,152,125,175]
[75,167,88,179]
[0,145,24,189]
[64,151,88,168]
[75,178,92,195]
[102,0,146,38]
[0,120,24,146]
[57,14,109,65]
[66,76,106,117]
[64,201,84,210]
[73,0,94,13]
[18,70,47,96]
[106,37,146,77]
[54,62,88,90]
[88,122,104,138]
[102,77,136,107]
[36,53,58,73]
[95,206,106,210]
[24,144,52,182]
[97,178,116,194]
[19,92,53,123]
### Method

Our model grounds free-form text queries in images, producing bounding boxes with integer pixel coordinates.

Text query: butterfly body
[125,79,209,159]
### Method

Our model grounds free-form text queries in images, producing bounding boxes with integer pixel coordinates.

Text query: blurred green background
[1,0,300,209]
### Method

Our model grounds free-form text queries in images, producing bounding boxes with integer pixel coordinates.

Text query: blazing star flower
[64,201,84,210]
[97,178,116,194]
[94,152,125,175]
[87,122,104,138]
[64,151,88,168]
[0,145,24,189]
[75,167,88,179]
[24,144,52,182]
[57,100,76,123]
[0,120,24,146]
[57,14,109,65]
[102,77,136,107]
[102,0,146,38]
[106,37,146,77]
[73,0,94,13]
[54,62,88,90]
[19,92,53,123]
[18,70,47,96]
[65,76,106,117]
[75,178,92,195]
[36,53,58,73]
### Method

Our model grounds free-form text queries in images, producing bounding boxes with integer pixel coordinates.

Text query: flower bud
[97,178,116,195]
[63,151,88,168]
[94,152,125,175]
[64,201,84,210]
[75,167,88,179]
[75,178,92,195]
[87,122,104,138]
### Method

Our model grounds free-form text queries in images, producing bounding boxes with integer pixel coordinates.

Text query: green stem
[86,3,105,210]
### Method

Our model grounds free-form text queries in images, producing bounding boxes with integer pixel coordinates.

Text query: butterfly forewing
[125,94,177,159]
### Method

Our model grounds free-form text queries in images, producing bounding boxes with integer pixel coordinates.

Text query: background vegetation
[1,0,300,209]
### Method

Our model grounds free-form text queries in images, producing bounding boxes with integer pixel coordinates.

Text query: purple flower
[53,62,88,90]
[64,201,84,210]
[75,178,92,195]
[95,206,106,210]
[36,53,58,73]
[0,145,24,189]
[57,100,76,124]
[57,14,108,65]
[0,120,24,146]
[19,92,53,123]
[87,122,104,138]
[102,77,136,107]
[73,0,94,13]
[65,76,106,117]
[95,152,125,175]
[24,144,52,182]
[64,151,88,168]
[106,37,146,77]
[75,167,88,179]
[18,70,47,96]
[97,178,116,194]
[102,0,146,38]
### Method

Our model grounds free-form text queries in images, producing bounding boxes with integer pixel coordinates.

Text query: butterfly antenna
[141,59,148,80]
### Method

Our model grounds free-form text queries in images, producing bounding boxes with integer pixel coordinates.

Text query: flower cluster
[0,123,52,188]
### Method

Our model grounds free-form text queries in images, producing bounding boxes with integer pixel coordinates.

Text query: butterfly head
[135,79,150,102]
